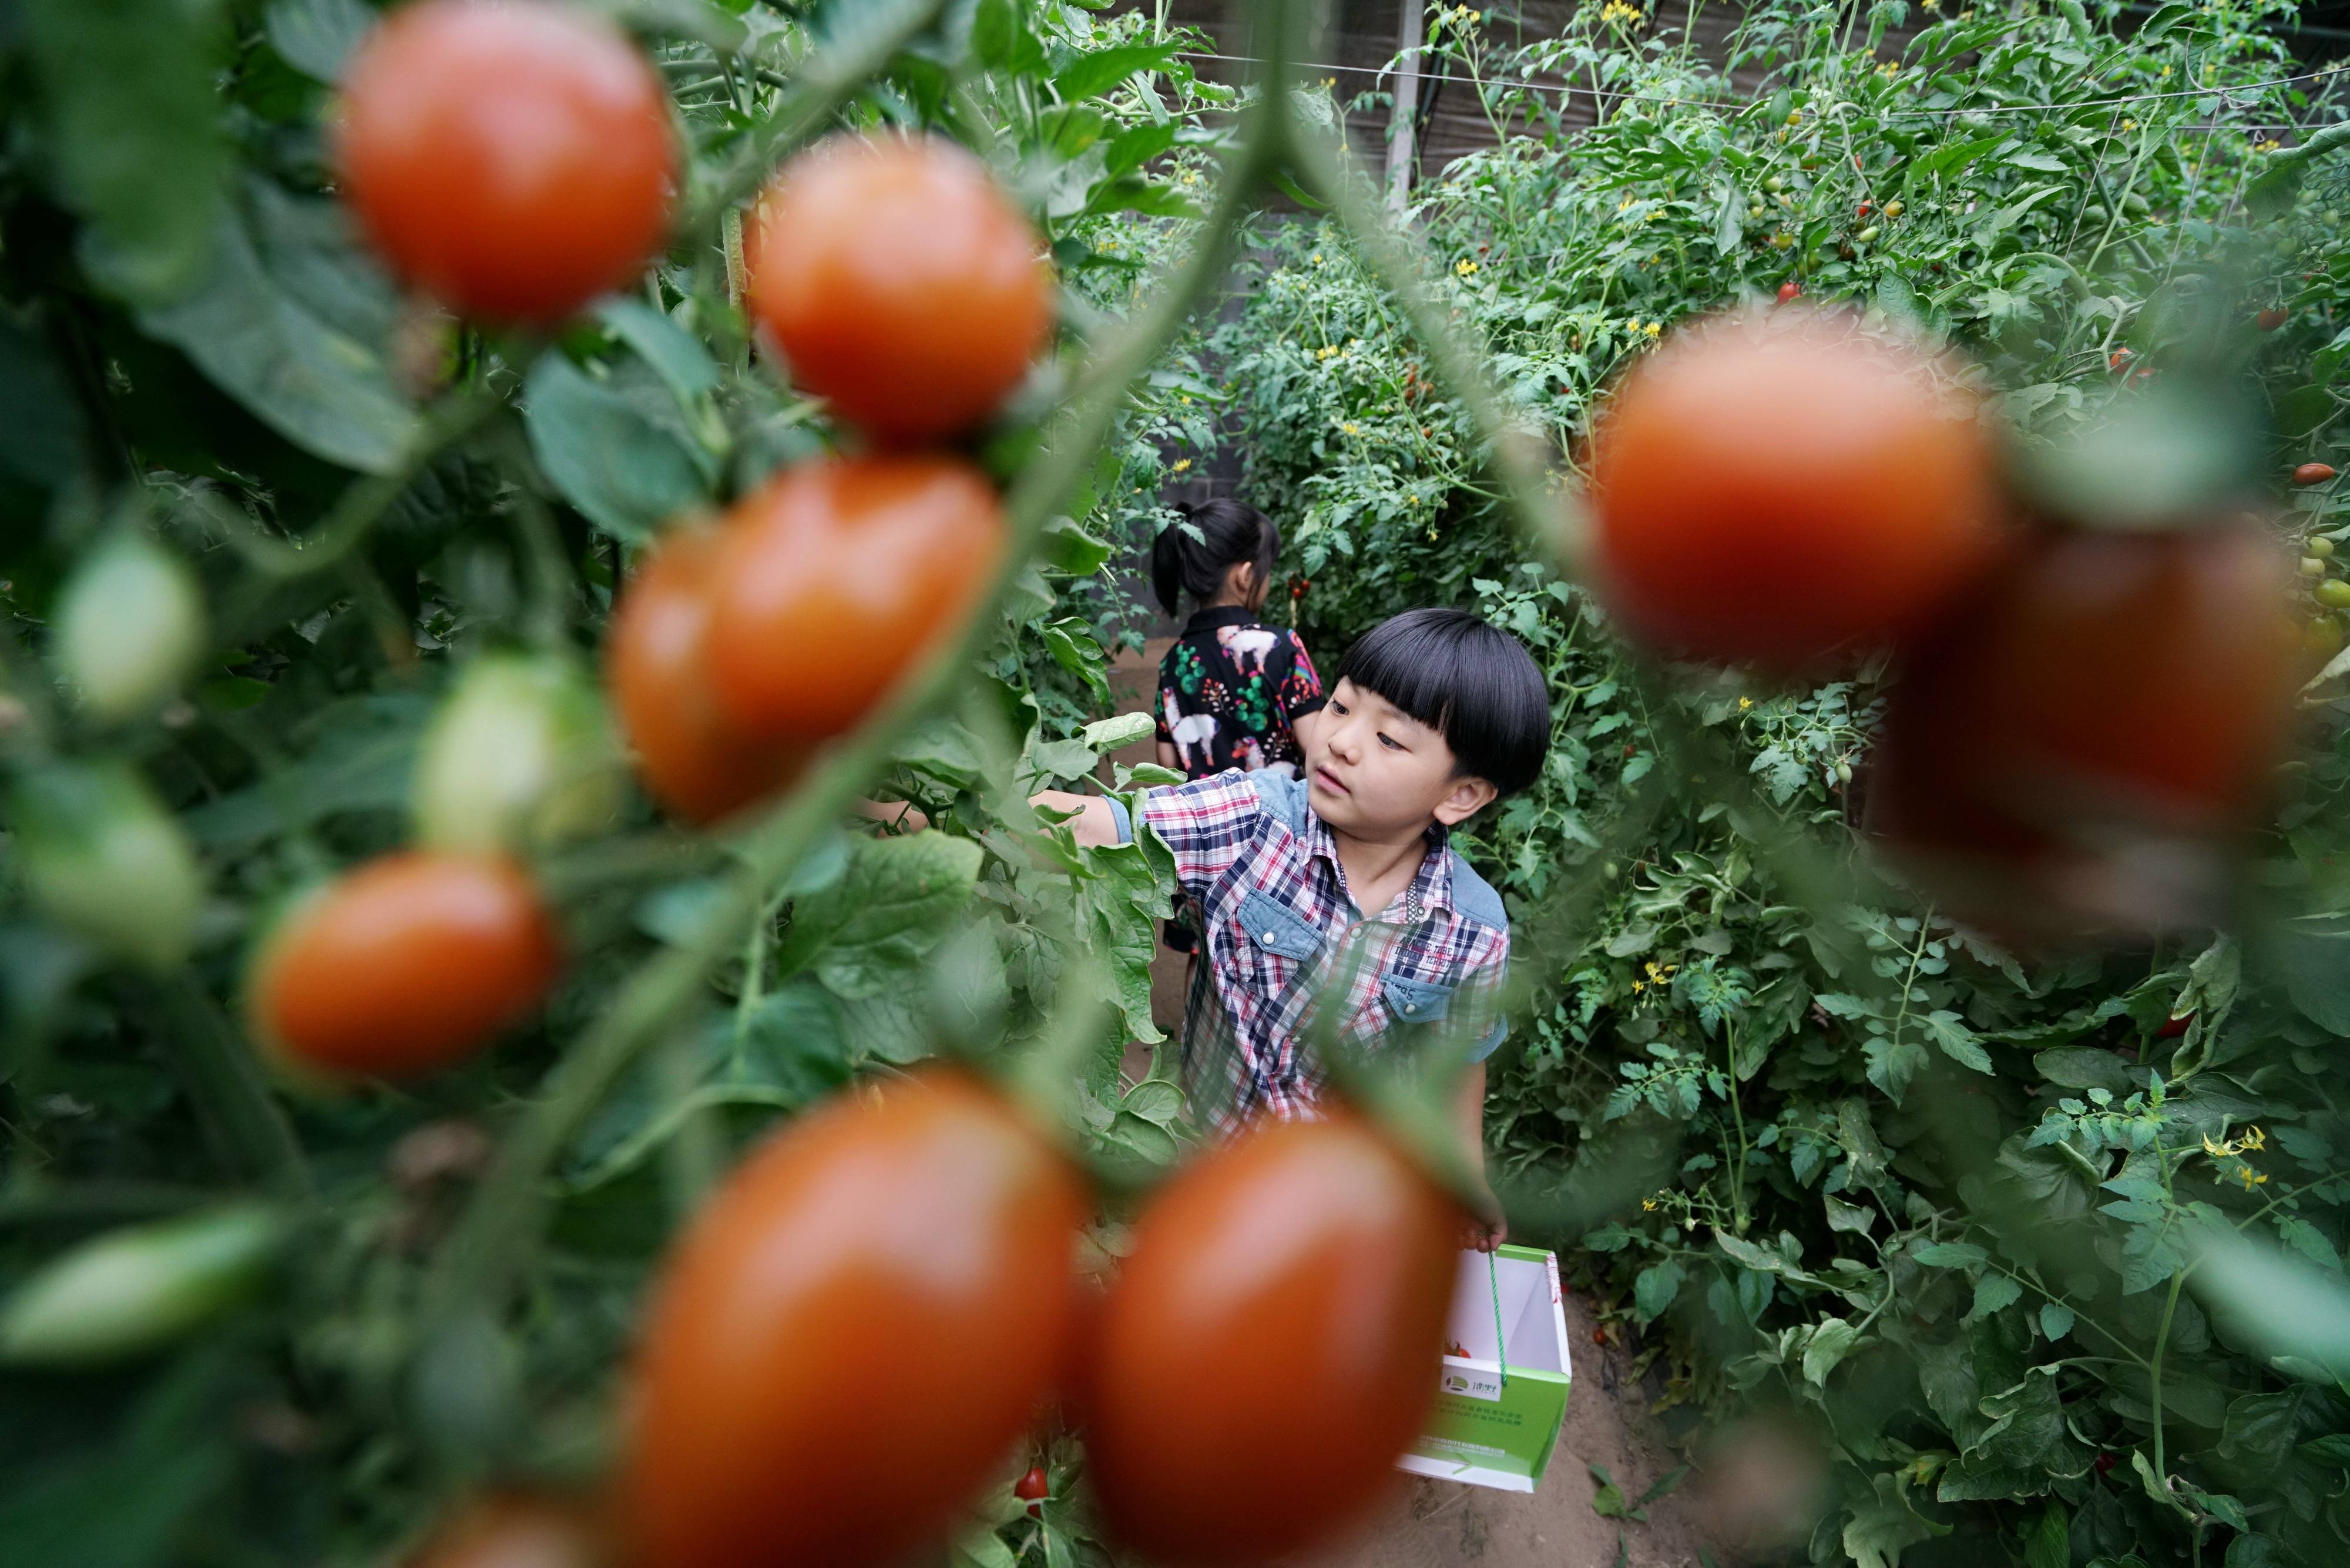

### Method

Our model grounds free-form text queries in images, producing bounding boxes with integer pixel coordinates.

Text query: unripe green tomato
[1764,175,1784,193]
[1836,761,1854,785]
[1770,232,1795,250]
[2317,578,2350,609]
[2301,556,2327,577]
[1856,225,1880,243]
[9,760,203,971]
[1748,202,1765,217]
[2083,203,2110,224]
[53,530,203,723]
[2307,617,2345,659]
[0,1204,282,1366]
[2311,536,2336,558]
[412,653,620,853]
[1882,199,1904,218]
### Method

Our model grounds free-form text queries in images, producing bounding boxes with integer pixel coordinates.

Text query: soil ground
[1102,645,1720,1568]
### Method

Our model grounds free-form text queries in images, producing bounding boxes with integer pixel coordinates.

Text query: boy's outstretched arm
[1030,790,1122,849]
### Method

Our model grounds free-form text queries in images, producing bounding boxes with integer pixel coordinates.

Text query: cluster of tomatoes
[400,1071,1463,1568]
[249,0,1053,1086]
[1587,305,2309,939]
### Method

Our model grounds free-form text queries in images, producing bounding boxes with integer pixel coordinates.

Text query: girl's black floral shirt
[1153,606,1325,779]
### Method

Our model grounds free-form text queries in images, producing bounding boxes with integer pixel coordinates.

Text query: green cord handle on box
[1487,1250,1508,1389]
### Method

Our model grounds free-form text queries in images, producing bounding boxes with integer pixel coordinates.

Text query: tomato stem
[146,973,313,1198]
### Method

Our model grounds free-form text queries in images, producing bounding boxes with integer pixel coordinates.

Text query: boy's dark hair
[1150,499,1280,616]
[1335,607,1549,795]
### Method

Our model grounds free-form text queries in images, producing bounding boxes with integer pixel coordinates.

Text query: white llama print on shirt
[1163,690,1219,773]
[1216,624,1282,676]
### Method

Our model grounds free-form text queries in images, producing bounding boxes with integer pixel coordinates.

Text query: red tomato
[1013,1466,1049,1502]
[2296,463,2339,486]
[707,455,1004,741]
[1086,1110,1459,1567]
[1587,307,2002,671]
[606,528,808,825]
[1868,525,2298,938]
[746,135,1052,442]
[2157,1012,2194,1039]
[1777,279,1801,303]
[626,1070,1089,1568]
[2258,307,2289,332]
[409,1494,609,1568]
[337,0,676,325]
[2109,348,2134,371]
[250,852,559,1080]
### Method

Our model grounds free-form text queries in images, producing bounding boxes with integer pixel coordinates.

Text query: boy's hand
[1462,1193,1508,1253]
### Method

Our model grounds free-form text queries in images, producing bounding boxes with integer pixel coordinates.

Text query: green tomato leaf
[24,0,231,305]
[523,350,716,542]
[263,0,372,82]
[776,832,985,1000]
[137,183,418,473]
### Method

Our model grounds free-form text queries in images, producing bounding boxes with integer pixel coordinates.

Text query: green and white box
[1398,1245,1573,1493]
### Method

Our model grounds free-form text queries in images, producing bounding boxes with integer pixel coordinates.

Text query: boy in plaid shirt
[1038,608,1547,1247]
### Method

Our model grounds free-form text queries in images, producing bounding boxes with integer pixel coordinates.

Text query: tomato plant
[249,852,560,1081]
[1586,307,2003,671]
[625,1069,1086,1568]
[336,0,677,325]
[1086,1110,1459,1567]
[747,135,1052,442]
[706,454,1005,741]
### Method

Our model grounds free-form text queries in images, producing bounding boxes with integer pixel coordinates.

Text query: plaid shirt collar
[1296,801,1458,924]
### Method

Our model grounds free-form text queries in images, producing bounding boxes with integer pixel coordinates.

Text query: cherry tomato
[607,529,808,825]
[250,852,560,1080]
[1588,307,2002,671]
[2296,463,2339,486]
[2156,1012,2194,1040]
[1776,278,1801,303]
[2258,307,2289,332]
[337,0,677,325]
[1086,1110,1459,1568]
[626,1070,1087,1568]
[2109,348,2134,371]
[1013,1466,1049,1502]
[1868,525,2298,938]
[746,135,1051,441]
[409,1493,610,1568]
[707,455,1005,741]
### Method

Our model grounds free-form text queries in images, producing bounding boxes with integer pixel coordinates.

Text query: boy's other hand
[1463,1198,1508,1253]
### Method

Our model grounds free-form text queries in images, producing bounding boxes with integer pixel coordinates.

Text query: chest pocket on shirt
[1381,975,1455,1025]
[1237,889,1324,963]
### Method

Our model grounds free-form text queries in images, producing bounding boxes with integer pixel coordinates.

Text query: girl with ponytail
[1149,499,1325,783]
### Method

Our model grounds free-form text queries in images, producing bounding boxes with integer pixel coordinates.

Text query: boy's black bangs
[1334,607,1549,796]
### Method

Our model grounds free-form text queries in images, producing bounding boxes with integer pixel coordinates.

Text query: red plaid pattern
[1134,770,1510,1133]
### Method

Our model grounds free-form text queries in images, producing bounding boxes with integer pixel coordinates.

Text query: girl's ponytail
[1150,499,1280,616]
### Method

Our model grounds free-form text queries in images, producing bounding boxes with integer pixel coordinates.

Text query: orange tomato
[408,1494,609,1568]
[606,528,808,825]
[249,852,559,1080]
[746,135,1051,441]
[1588,307,2002,671]
[1868,523,2298,937]
[1086,1110,1460,1567]
[626,1070,1088,1568]
[707,455,1004,741]
[336,0,676,325]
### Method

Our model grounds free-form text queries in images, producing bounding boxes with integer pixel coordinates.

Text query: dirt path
[1105,645,1719,1568]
